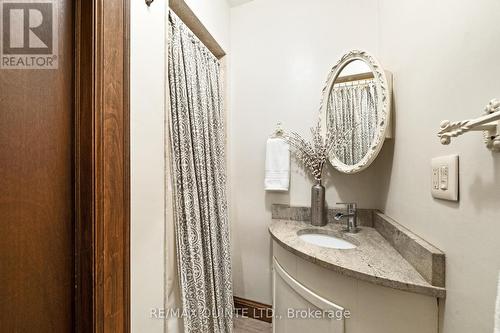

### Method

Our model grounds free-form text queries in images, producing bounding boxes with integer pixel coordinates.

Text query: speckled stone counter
[269,218,446,298]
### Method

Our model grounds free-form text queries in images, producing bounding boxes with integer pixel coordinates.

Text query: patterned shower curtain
[328,80,378,165]
[167,12,234,333]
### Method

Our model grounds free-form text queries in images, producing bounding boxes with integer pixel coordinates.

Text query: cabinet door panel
[273,258,345,333]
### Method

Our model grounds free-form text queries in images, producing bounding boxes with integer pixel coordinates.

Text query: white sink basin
[298,231,357,250]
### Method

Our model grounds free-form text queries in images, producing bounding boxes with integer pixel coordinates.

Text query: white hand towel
[495,271,500,333]
[264,138,290,191]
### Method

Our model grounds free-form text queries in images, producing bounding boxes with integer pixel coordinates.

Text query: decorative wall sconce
[438,99,500,152]
[146,0,154,6]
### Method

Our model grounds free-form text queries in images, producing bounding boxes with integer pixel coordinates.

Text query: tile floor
[233,317,272,333]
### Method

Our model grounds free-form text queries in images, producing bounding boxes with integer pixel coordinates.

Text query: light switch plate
[431,154,459,201]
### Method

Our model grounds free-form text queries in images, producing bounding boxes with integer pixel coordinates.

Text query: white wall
[131,1,167,333]
[230,0,500,332]
[184,0,231,52]
[131,1,231,332]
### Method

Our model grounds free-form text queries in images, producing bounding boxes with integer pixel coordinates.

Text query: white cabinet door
[273,258,345,333]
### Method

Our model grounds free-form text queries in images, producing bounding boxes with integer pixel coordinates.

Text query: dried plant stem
[285,122,353,183]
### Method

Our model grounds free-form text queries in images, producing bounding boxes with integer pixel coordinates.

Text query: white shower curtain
[166,11,234,333]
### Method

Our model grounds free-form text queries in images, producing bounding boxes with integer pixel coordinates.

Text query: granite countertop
[269,219,446,298]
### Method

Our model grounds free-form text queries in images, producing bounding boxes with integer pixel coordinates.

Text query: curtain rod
[168,10,220,63]
[145,0,226,58]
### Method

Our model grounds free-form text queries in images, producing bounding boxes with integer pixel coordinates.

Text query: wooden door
[0,0,74,331]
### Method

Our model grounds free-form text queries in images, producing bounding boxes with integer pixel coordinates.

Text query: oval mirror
[320,50,392,174]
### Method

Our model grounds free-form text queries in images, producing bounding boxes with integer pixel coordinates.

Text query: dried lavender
[285,121,352,184]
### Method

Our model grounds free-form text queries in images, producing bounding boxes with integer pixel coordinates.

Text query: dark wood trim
[123,0,131,331]
[75,0,130,332]
[234,296,273,323]
[75,0,95,331]
[169,0,226,59]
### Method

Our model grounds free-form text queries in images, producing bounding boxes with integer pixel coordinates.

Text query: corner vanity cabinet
[270,208,446,333]
[272,242,438,333]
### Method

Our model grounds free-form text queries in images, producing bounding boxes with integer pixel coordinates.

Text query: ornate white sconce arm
[438,99,500,152]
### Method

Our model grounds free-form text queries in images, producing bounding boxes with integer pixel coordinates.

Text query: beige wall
[229,0,383,305]
[229,0,500,332]
[379,1,500,332]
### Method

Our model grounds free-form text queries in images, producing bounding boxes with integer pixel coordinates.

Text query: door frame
[75,0,130,332]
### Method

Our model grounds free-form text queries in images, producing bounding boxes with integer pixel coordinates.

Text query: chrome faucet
[334,202,359,233]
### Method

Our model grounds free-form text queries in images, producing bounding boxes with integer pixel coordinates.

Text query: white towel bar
[438,98,500,152]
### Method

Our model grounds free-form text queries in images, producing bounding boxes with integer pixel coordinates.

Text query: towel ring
[271,122,285,138]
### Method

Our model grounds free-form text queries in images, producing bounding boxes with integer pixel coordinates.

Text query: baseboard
[233,296,273,323]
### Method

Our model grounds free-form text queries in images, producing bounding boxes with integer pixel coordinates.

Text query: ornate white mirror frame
[320,50,393,174]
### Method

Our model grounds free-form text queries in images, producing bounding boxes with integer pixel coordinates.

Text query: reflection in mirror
[321,50,391,174]
[327,60,378,165]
